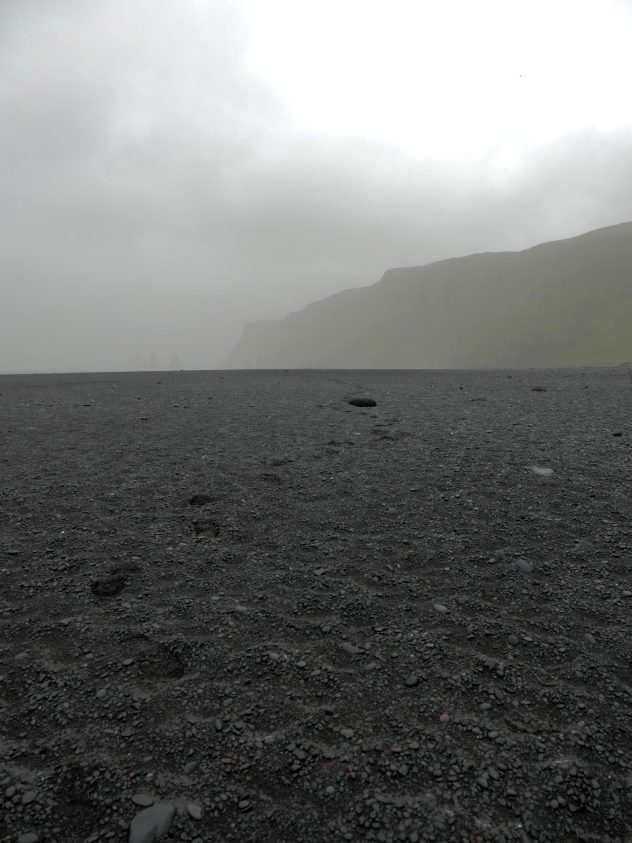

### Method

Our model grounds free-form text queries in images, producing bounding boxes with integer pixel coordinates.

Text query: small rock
[404,673,419,687]
[514,559,533,573]
[18,834,39,843]
[22,791,36,805]
[530,385,547,392]
[128,803,175,843]
[238,799,251,811]
[96,688,108,699]
[186,802,203,820]
[433,603,448,614]
[132,794,155,807]
[188,493,213,506]
[348,397,377,407]
[583,632,596,644]
[340,727,355,739]
[342,642,362,655]
[531,466,554,477]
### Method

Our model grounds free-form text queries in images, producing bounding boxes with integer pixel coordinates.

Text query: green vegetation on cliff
[226,222,632,368]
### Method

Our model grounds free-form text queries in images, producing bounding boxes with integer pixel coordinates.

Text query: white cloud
[1,0,631,371]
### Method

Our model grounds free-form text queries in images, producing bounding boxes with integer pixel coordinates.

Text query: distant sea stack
[225,222,632,369]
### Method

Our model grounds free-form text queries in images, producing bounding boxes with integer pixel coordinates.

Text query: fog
[2,0,632,372]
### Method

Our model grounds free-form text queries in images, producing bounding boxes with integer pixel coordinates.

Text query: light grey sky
[2,0,632,372]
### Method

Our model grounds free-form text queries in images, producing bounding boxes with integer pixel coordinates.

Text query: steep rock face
[225,222,632,368]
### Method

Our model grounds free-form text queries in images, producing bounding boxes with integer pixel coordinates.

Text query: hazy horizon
[3,1,632,374]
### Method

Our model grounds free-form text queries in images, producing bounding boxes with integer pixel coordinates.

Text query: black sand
[1,368,632,842]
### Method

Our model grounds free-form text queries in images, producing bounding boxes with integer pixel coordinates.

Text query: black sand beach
[1,368,632,842]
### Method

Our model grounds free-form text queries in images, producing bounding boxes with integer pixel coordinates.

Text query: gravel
[1,367,632,842]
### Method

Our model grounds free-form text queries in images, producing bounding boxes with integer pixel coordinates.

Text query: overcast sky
[2,0,632,372]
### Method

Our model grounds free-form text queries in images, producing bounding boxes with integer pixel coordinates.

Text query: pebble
[583,633,596,644]
[514,559,533,573]
[96,688,108,699]
[340,727,355,739]
[508,634,519,645]
[128,802,175,843]
[132,794,154,807]
[404,673,419,687]
[18,835,39,843]
[22,791,36,804]
[531,465,554,477]
[342,642,362,655]
[348,397,377,407]
[186,802,203,820]
[433,603,448,614]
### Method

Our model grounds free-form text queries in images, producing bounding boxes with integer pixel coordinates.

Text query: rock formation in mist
[226,221,632,369]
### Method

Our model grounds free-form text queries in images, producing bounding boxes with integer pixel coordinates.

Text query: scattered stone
[530,385,547,392]
[348,397,377,407]
[439,713,450,722]
[530,465,554,477]
[342,642,362,655]
[186,802,203,820]
[584,633,596,644]
[128,802,175,843]
[21,791,36,805]
[433,603,448,614]
[132,794,155,807]
[340,727,355,739]
[404,673,419,687]
[17,834,39,843]
[514,559,533,574]
[188,493,212,506]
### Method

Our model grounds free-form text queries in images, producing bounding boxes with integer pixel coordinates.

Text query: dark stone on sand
[128,802,175,843]
[188,493,213,506]
[348,397,377,407]
[91,574,126,598]
[530,385,547,392]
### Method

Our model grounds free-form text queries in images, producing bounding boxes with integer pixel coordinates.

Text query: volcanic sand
[1,368,632,842]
